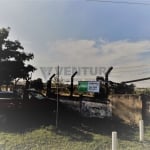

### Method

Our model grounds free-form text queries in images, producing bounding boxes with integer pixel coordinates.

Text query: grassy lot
[0,108,149,150]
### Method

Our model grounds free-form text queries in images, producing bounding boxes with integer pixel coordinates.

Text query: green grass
[0,110,149,150]
[0,125,149,150]
[0,127,110,150]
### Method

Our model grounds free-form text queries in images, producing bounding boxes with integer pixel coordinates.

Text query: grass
[0,128,111,150]
[0,107,149,150]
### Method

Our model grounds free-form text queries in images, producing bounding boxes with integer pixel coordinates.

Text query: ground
[0,106,149,150]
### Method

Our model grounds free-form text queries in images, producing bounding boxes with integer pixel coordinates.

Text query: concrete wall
[109,94,142,125]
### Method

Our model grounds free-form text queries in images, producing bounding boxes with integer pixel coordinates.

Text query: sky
[0,0,150,87]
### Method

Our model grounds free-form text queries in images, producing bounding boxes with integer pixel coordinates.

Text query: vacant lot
[0,106,149,150]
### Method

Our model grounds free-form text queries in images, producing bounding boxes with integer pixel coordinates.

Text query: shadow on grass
[0,110,56,133]
[53,105,138,142]
[0,105,139,142]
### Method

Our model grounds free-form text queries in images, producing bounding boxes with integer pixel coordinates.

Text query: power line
[87,0,150,5]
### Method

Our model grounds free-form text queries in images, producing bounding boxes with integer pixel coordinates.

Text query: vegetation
[0,110,149,150]
[0,27,36,85]
[30,78,44,91]
[111,83,135,94]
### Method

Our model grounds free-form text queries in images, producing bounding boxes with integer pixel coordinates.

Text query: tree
[0,27,36,85]
[113,83,135,94]
[30,78,44,91]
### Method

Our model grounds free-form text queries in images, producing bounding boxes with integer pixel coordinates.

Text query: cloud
[34,39,150,87]
[47,39,150,66]
[47,39,99,65]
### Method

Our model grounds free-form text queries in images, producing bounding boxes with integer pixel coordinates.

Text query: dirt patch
[109,94,142,125]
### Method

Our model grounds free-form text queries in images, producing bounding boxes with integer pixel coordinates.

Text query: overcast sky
[0,0,150,87]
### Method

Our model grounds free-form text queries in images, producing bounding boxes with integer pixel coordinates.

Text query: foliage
[113,83,135,94]
[30,78,44,91]
[0,27,36,84]
[0,118,150,150]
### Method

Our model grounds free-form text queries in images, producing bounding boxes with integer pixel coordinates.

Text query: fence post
[112,131,117,150]
[139,120,144,142]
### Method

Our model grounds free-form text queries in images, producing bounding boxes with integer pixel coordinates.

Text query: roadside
[0,106,149,150]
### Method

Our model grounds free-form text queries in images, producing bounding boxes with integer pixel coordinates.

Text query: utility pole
[56,65,59,128]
